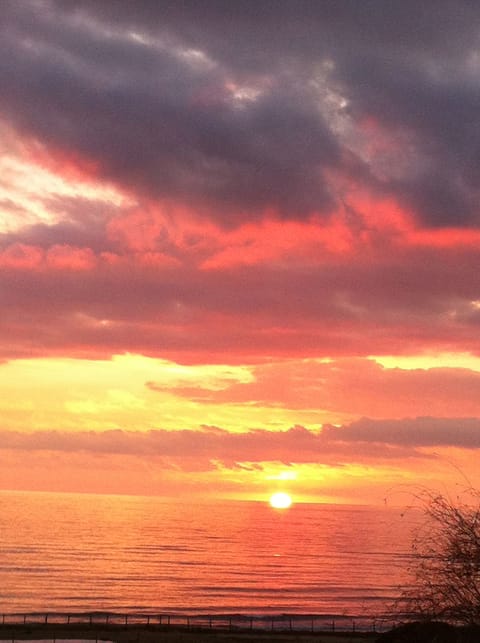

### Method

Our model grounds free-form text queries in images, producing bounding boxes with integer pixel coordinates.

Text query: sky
[1,0,480,504]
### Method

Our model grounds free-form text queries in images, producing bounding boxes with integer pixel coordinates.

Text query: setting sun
[269,492,292,509]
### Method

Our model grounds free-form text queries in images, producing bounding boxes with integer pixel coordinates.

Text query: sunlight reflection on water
[0,491,419,616]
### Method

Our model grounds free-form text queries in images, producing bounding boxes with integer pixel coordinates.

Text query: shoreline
[0,622,378,643]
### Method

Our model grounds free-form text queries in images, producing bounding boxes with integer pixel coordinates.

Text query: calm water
[0,491,416,617]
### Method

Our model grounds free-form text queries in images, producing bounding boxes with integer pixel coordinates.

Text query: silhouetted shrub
[399,489,480,625]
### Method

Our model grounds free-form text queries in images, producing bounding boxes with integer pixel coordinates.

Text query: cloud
[0,1,340,224]
[0,420,470,471]
[324,417,480,449]
[1,240,480,361]
[1,1,479,227]
[1,2,480,364]
[147,358,480,418]
[3,2,480,500]
[1,195,119,250]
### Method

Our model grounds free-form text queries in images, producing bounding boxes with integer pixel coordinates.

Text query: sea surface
[0,491,418,618]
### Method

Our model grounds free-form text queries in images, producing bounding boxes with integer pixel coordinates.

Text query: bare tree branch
[399,488,480,625]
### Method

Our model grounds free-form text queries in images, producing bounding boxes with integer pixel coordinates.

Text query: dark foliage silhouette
[400,489,480,625]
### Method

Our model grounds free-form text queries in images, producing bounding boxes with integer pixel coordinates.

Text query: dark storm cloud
[1,0,480,226]
[0,0,339,223]
[339,51,480,227]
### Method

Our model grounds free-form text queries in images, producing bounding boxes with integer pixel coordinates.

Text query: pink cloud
[3,127,480,364]
[46,245,97,271]
[0,243,44,269]
[2,243,480,362]
[148,359,480,419]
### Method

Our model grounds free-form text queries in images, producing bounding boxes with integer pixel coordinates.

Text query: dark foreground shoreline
[0,622,377,643]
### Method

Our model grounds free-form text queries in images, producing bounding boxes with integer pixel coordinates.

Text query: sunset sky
[1,0,480,504]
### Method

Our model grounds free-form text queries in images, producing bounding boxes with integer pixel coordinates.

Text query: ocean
[0,491,417,619]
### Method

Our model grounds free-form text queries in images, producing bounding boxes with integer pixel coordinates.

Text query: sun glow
[269,492,292,509]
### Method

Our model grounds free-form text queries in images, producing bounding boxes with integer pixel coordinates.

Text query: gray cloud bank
[1,0,480,226]
[323,417,480,449]
[2,418,479,471]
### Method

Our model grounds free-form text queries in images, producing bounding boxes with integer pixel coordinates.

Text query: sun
[269,492,292,509]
